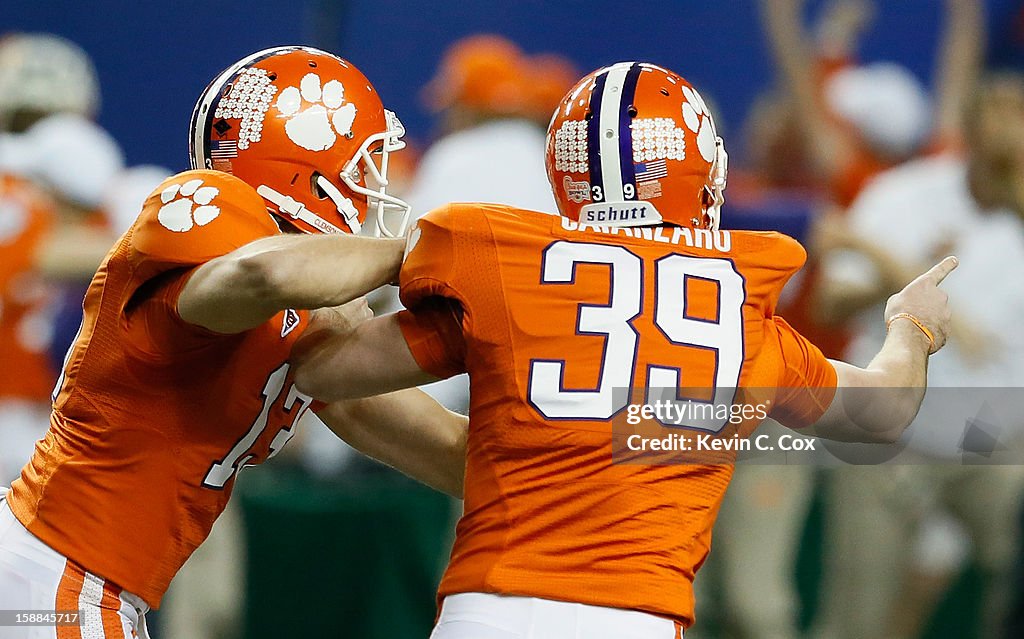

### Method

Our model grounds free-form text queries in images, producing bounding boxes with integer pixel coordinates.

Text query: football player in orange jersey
[290,61,956,638]
[0,46,468,638]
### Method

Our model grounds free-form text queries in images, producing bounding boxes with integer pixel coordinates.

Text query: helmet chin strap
[256,184,351,235]
[314,175,362,234]
[704,137,729,231]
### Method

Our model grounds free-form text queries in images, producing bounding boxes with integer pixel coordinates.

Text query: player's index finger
[920,256,959,285]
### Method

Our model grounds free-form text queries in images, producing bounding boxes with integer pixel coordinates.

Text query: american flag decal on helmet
[634,159,667,182]
[210,140,238,159]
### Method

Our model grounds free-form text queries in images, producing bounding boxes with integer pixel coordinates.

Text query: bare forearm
[762,0,817,111]
[813,322,930,442]
[859,321,931,437]
[865,319,931,389]
[314,390,468,497]
[235,234,404,309]
[179,234,404,333]
[293,313,438,401]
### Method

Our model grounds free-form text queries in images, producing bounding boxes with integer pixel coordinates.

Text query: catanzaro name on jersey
[560,217,732,252]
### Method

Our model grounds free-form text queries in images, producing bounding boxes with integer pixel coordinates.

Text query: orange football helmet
[189,46,410,237]
[545,62,727,230]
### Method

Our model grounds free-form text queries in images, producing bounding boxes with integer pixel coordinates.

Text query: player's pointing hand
[883,256,958,354]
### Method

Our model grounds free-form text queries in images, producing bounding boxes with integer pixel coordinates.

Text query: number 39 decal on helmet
[189,46,412,238]
[545,62,728,231]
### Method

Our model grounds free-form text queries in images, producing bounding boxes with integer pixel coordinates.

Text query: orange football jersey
[7,170,316,608]
[0,174,58,401]
[398,203,837,627]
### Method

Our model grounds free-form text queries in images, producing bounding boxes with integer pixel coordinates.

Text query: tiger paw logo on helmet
[680,85,718,163]
[275,72,358,152]
[157,179,220,232]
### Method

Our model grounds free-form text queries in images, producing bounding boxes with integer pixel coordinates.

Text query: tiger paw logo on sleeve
[275,72,357,152]
[157,179,221,232]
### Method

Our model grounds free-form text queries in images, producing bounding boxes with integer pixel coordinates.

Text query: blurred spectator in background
[0,33,99,135]
[408,34,571,214]
[0,33,120,485]
[812,72,1024,639]
[759,0,978,358]
[400,34,577,413]
[690,3,983,639]
[0,171,57,486]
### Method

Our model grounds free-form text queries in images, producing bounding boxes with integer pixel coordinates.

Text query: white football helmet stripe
[596,62,633,204]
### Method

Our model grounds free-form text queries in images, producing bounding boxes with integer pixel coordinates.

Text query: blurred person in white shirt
[690,4,975,637]
[408,35,572,216]
[812,73,1024,639]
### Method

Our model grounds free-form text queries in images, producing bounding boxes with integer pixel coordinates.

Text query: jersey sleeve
[397,298,467,379]
[121,170,280,355]
[127,170,280,282]
[122,267,224,359]
[767,316,838,428]
[398,204,463,308]
[398,203,497,378]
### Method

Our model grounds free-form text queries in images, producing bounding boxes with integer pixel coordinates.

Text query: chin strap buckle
[315,175,361,234]
[257,185,305,219]
[256,184,348,235]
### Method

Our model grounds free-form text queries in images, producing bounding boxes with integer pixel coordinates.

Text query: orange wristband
[886,312,935,350]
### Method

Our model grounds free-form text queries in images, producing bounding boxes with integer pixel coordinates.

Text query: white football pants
[431,592,685,639]
[0,495,150,639]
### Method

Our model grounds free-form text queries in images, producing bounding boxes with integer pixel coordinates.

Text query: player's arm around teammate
[177,233,405,333]
[177,233,469,496]
[315,393,467,496]
[292,255,958,447]
[293,300,468,497]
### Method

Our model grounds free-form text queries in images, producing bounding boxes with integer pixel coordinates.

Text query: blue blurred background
[9,0,1016,170]
[5,2,1024,639]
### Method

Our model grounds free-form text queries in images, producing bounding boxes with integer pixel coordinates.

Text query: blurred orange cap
[423,34,527,115]
[522,53,579,123]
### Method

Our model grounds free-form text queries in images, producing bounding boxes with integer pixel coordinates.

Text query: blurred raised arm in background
[810,0,987,351]
[760,0,977,205]
[689,5,985,639]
